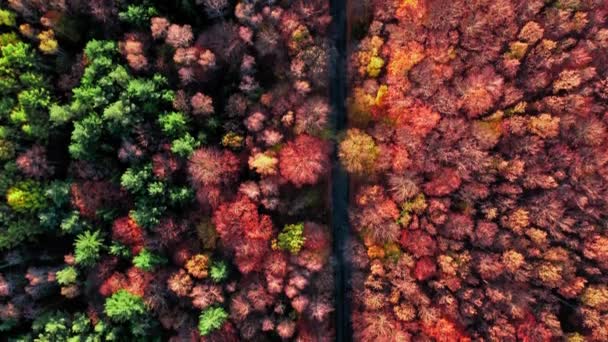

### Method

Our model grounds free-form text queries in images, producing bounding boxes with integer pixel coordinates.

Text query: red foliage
[188,148,240,188]
[200,321,239,342]
[414,257,437,281]
[400,229,437,258]
[152,151,179,180]
[213,196,273,274]
[120,33,148,71]
[99,272,127,297]
[459,66,504,118]
[422,317,469,342]
[70,181,124,220]
[516,313,553,342]
[16,145,53,179]
[351,186,401,244]
[166,24,193,48]
[112,217,145,254]
[303,222,331,251]
[278,134,330,187]
[423,168,462,196]
[441,213,474,241]
[154,218,187,247]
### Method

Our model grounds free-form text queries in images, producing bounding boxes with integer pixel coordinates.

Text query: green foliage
[109,242,131,258]
[22,311,120,341]
[158,112,188,138]
[69,114,104,159]
[275,223,306,255]
[129,203,165,229]
[209,261,228,283]
[60,211,88,234]
[60,39,176,161]
[171,133,200,157]
[168,186,194,207]
[0,10,16,27]
[0,42,35,70]
[83,40,118,64]
[0,32,18,47]
[119,163,192,228]
[0,139,14,161]
[38,181,75,231]
[45,181,71,207]
[104,290,146,323]
[133,249,166,271]
[0,37,53,140]
[6,180,46,213]
[56,266,78,285]
[147,181,165,197]
[74,230,104,266]
[0,217,42,250]
[119,4,158,27]
[198,307,228,336]
[49,104,73,124]
[120,164,153,194]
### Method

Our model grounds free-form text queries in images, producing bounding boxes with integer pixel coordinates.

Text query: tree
[118,4,158,27]
[274,223,306,255]
[338,129,378,175]
[198,306,228,336]
[158,111,188,138]
[133,249,166,271]
[6,180,46,213]
[209,260,228,283]
[68,114,104,160]
[56,267,78,286]
[188,148,240,188]
[74,230,104,266]
[278,134,330,187]
[104,290,146,322]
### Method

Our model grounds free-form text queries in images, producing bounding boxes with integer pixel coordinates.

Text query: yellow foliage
[347,87,376,126]
[502,250,525,272]
[582,285,608,310]
[375,85,389,106]
[387,43,425,77]
[338,128,379,175]
[38,30,58,54]
[384,242,401,261]
[367,245,385,259]
[221,132,244,149]
[248,152,278,176]
[507,41,529,60]
[185,254,210,279]
[366,56,385,78]
[196,219,218,250]
[529,113,560,139]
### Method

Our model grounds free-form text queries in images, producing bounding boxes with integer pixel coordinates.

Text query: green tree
[104,290,146,323]
[6,180,46,213]
[209,261,228,283]
[133,249,166,271]
[274,223,306,255]
[0,9,16,27]
[56,267,78,286]
[198,307,228,336]
[158,112,188,138]
[119,4,158,27]
[171,133,200,157]
[74,230,104,266]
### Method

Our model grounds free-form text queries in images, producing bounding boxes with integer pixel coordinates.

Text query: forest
[1,0,608,341]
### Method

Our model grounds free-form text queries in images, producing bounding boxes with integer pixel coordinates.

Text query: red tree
[279,134,330,187]
[213,196,273,274]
